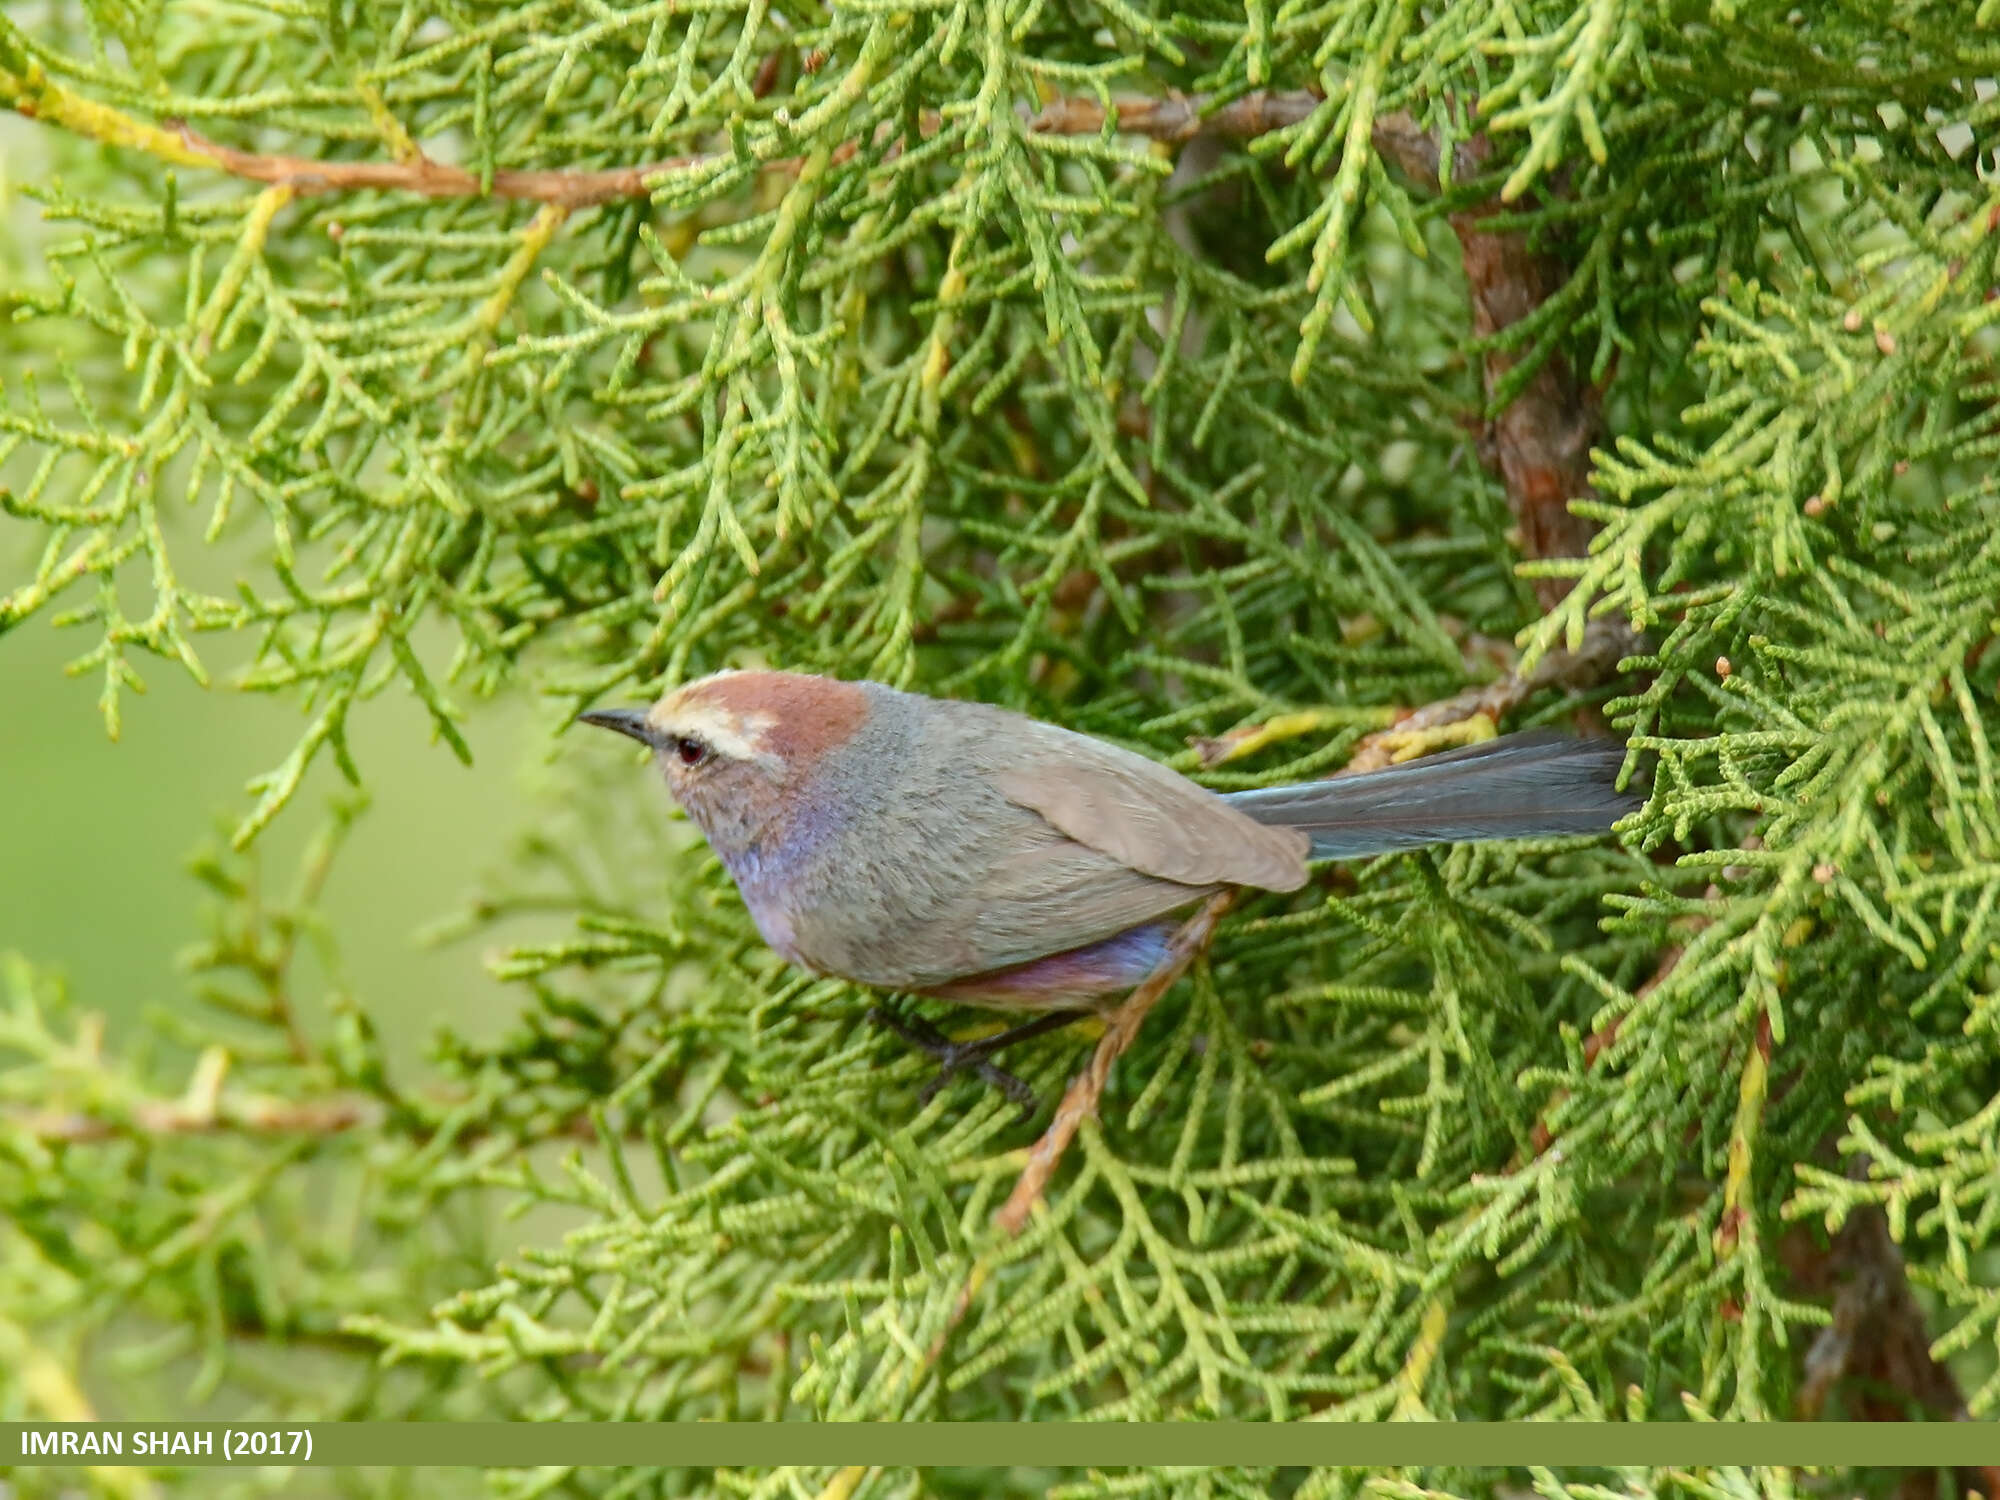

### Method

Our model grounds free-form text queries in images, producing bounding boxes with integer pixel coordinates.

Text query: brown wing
[935,822,1221,981]
[782,789,1218,992]
[991,719,1309,892]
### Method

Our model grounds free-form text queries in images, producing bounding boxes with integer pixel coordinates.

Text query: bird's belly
[921,923,1175,1013]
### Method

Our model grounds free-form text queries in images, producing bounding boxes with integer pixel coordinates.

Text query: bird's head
[578,669,869,856]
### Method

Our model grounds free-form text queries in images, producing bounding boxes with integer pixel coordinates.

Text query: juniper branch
[818,890,1241,1443]
[6,61,1331,208]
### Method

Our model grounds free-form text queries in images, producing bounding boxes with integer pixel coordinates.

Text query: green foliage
[4,0,2000,1486]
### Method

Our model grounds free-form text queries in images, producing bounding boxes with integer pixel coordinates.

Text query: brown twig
[1332,616,1636,777]
[887,890,1237,1423]
[7,67,1329,209]
[1028,90,1320,143]
[10,1094,381,1142]
[6,1086,609,1146]
[993,890,1236,1237]
[169,124,703,208]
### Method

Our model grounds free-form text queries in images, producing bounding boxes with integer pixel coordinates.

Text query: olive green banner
[3,1422,1996,1468]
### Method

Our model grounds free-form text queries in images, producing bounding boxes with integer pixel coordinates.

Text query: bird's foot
[867,1006,1084,1122]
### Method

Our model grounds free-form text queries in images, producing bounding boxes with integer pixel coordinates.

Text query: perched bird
[581,670,1636,1104]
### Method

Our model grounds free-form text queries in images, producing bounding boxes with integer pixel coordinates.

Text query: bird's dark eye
[674,736,709,767]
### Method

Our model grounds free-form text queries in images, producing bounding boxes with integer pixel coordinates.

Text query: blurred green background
[1,600,547,1062]
[0,112,572,1068]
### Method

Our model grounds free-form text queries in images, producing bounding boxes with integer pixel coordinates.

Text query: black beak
[578,707,663,749]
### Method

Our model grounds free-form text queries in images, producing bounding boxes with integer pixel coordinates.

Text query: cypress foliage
[3,0,1998,1491]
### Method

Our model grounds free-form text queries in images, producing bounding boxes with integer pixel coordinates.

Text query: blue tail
[1222,730,1637,859]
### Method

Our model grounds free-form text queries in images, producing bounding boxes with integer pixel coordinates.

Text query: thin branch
[1028,90,1321,143]
[9,1093,381,1142]
[6,59,1328,207]
[1,54,700,206]
[5,1087,612,1145]
[848,889,1238,1445]
[993,889,1236,1237]
[1331,616,1637,776]
[167,124,701,209]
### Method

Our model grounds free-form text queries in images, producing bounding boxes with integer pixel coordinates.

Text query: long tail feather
[1222,729,1639,859]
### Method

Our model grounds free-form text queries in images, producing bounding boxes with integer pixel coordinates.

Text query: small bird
[581,670,1637,1106]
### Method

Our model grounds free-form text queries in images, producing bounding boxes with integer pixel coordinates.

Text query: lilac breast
[724,843,811,970]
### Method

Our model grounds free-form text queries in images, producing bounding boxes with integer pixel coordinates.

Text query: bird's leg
[866,1006,1085,1118]
[866,1006,1040,1113]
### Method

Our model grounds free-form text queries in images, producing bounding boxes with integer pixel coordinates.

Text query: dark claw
[868,1006,1084,1123]
[917,1055,1035,1115]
